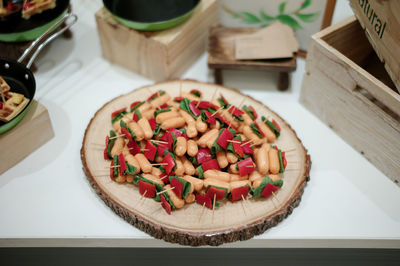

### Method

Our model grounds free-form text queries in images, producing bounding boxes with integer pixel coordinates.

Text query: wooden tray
[81,80,311,246]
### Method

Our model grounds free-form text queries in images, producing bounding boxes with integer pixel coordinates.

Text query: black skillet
[0,0,70,42]
[103,0,201,31]
[0,12,77,134]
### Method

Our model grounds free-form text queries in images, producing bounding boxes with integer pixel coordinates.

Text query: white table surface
[1,0,399,248]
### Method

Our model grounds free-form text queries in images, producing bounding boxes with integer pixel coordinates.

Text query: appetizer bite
[22,0,56,19]
[0,76,29,122]
[102,89,288,215]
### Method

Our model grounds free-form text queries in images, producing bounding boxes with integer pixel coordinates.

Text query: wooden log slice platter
[81,79,311,246]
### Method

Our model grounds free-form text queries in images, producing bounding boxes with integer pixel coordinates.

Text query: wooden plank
[0,100,54,175]
[350,0,400,93]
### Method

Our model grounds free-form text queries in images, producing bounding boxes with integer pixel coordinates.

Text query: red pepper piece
[147,91,159,102]
[160,132,173,151]
[195,194,213,209]
[130,101,141,110]
[249,105,258,119]
[237,157,255,176]
[189,101,201,117]
[195,101,216,110]
[157,143,169,157]
[282,151,287,169]
[127,140,141,156]
[132,113,139,122]
[109,161,114,180]
[196,148,212,164]
[160,103,169,109]
[202,159,220,172]
[118,153,127,176]
[148,118,157,130]
[170,178,183,198]
[228,106,244,117]
[104,136,109,160]
[173,96,184,102]
[139,180,156,198]
[111,108,126,119]
[220,94,229,106]
[204,110,216,125]
[241,141,254,154]
[272,119,281,132]
[254,122,265,138]
[143,140,157,161]
[216,128,233,149]
[261,183,279,198]
[159,173,170,184]
[167,129,188,140]
[160,195,171,215]
[162,153,175,175]
[231,186,249,202]
[232,140,244,158]
[206,186,226,201]
[190,89,202,96]
[120,127,133,143]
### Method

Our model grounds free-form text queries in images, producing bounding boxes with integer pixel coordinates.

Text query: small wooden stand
[95,0,218,82]
[0,100,54,175]
[208,27,297,91]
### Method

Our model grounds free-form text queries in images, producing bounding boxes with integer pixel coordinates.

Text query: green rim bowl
[106,4,199,31]
[0,101,32,134]
[0,9,67,42]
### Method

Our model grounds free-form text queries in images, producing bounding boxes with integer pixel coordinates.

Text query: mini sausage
[243,125,266,146]
[268,148,280,174]
[142,108,156,120]
[229,164,239,174]
[138,102,152,113]
[258,121,276,143]
[186,121,198,138]
[186,139,198,157]
[151,167,162,176]
[256,143,269,175]
[226,152,238,164]
[216,151,229,168]
[230,174,249,182]
[124,153,141,173]
[203,178,231,193]
[181,156,196,175]
[126,175,134,183]
[204,170,230,183]
[161,117,186,130]
[197,128,218,148]
[206,129,219,149]
[185,193,196,204]
[127,120,145,141]
[242,112,254,125]
[112,119,122,134]
[150,93,171,108]
[138,117,153,139]
[174,157,185,176]
[111,137,125,157]
[249,170,263,182]
[230,180,251,190]
[115,174,126,184]
[175,136,187,157]
[180,92,200,102]
[195,116,208,133]
[135,153,152,173]
[183,175,204,192]
[156,110,180,124]
[165,184,185,209]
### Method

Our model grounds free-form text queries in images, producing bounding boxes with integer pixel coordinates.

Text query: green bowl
[0,101,32,134]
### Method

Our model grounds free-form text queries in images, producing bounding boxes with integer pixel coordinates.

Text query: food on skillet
[102,89,288,214]
[0,76,29,122]
[0,0,22,18]
[22,0,56,19]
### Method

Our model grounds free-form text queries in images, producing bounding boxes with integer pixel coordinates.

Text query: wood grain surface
[81,80,311,246]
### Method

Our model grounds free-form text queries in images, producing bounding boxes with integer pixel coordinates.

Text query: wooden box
[300,17,400,186]
[0,101,54,175]
[95,0,218,81]
[349,0,400,93]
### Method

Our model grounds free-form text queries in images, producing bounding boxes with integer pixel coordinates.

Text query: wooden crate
[300,16,400,186]
[95,0,218,81]
[0,100,54,175]
[349,0,400,93]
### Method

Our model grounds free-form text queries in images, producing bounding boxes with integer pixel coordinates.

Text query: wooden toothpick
[271,192,281,205]
[211,106,223,116]
[211,88,218,102]
[285,148,296,153]
[150,139,168,145]
[212,194,216,222]
[109,134,125,140]
[157,186,175,195]
[151,163,168,166]
[227,140,241,144]
[198,202,206,221]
